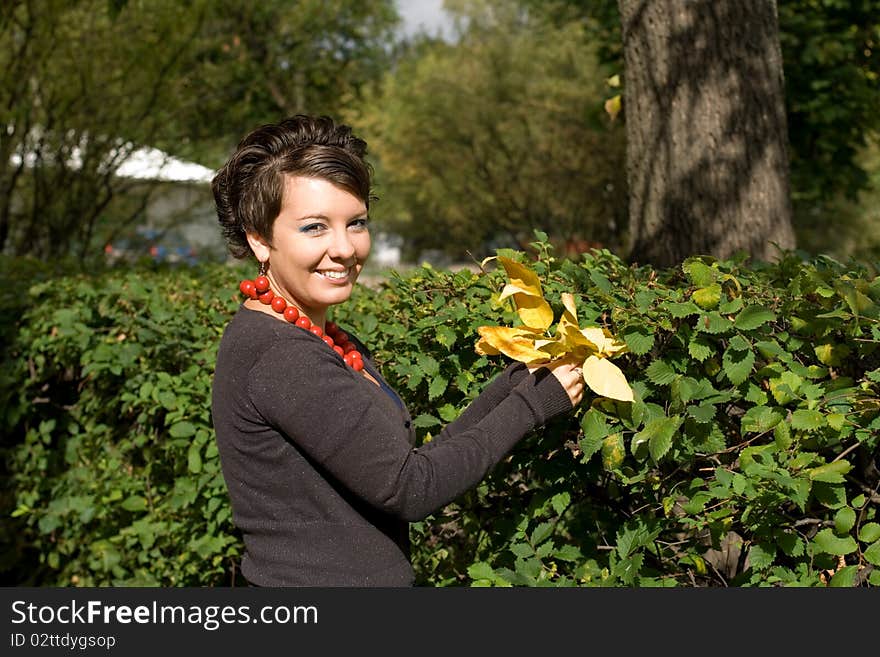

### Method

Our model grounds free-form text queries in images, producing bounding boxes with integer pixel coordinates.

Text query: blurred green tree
[350,0,627,261]
[0,0,398,262]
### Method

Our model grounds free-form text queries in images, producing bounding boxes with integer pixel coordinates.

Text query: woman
[210,115,585,586]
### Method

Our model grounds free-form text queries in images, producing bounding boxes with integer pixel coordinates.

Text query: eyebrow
[293,212,369,222]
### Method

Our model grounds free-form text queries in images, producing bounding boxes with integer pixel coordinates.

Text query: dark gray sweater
[211,306,573,586]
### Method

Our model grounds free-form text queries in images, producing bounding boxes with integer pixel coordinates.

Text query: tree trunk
[618,0,796,268]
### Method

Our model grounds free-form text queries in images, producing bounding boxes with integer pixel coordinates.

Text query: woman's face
[247,175,370,324]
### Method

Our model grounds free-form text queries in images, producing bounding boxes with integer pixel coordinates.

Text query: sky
[395,0,455,39]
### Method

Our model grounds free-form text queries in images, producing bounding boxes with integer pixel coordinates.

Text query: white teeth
[318,269,349,279]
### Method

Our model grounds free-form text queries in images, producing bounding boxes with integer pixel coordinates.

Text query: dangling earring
[238,261,269,300]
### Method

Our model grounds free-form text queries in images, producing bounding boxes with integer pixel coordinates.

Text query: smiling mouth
[316,267,353,281]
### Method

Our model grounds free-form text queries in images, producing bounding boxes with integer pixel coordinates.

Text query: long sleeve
[421,362,531,450]
[249,335,572,522]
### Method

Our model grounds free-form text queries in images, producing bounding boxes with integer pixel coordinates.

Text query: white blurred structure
[10,138,216,184]
[114,145,215,183]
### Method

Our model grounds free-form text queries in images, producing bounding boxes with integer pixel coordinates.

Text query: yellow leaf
[474,336,501,356]
[496,257,553,330]
[497,282,542,302]
[480,255,498,269]
[515,295,554,331]
[604,94,622,121]
[497,256,543,293]
[555,293,592,351]
[692,284,722,310]
[582,355,634,402]
[534,337,569,359]
[475,326,550,364]
[601,432,625,471]
[606,74,621,88]
[814,342,850,367]
[580,327,628,357]
[561,292,578,321]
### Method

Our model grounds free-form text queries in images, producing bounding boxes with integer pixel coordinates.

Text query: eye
[349,217,369,231]
[299,222,326,234]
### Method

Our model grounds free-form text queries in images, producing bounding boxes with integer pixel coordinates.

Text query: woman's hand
[529,360,585,407]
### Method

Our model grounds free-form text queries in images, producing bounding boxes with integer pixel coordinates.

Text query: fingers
[548,362,585,407]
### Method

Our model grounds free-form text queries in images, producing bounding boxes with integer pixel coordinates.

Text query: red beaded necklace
[238,275,364,372]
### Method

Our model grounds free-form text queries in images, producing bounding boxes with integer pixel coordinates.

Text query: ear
[245,232,271,264]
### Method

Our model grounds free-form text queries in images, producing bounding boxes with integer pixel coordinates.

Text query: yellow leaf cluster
[475,257,634,402]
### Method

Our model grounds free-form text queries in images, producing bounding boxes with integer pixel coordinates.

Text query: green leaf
[531,522,553,545]
[551,492,571,516]
[687,402,716,424]
[734,305,776,330]
[727,335,751,351]
[158,391,177,410]
[696,312,733,334]
[121,496,147,512]
[774,420,792,449]
[169,421,196,438]
[415,354,440,377]
[634,290,656,311]
[683,260,716,287]
[864,540,880,566]
[777,532,804,557]
[688,334,714,362]
[645,360,677,385]
[666,301,701,318]
[719,296,744,314]
[615,519,659,559]
[722,346,755,385]
[859,522,880,543]
[747,543,775,571]
[769,371,803,404]
[812,528,857,556]
[740,406,784,434]
[412,414,440,428]
[825,413,846,431]
[427,375,448,400]
[791,409,826,431]
[807,461,852,484]
[578,432,604,462]
[437,403,459,422]
[755,340,788,362]
[467,561,495,582]
[435,325,457,349]
[829,566,858,587]
[553,544,583,562]
[834,507,856,534]
[187,443,202,474]
[580,408,609,442]
[622,326,654,355]
[633,416,681,463]
[510,543,534,558]
[589,270,612,293]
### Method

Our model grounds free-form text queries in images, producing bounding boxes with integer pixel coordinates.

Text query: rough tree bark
[618,0,796,268]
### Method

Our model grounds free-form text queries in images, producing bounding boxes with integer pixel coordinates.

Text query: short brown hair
[212,115,373,259]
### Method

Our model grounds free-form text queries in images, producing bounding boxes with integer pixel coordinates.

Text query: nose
[327,227,356,261]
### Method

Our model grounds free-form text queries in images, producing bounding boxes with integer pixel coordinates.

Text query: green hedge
[2,239,879,586]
